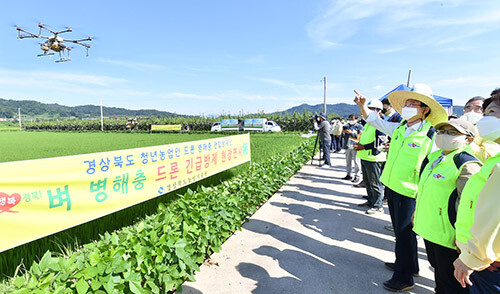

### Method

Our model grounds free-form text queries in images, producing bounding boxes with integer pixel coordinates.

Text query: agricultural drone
[16,23,92,63]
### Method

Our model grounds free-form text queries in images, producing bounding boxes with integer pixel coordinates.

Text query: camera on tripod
[309,114,320,123]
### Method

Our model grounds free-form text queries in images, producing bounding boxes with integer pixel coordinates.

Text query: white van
[244,118,281,132]
[210,122,221,132]
[210,119,244,131]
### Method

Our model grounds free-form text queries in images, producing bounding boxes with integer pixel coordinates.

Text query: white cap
[367,99,383,110]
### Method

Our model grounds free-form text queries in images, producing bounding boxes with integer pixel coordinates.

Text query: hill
[276,103,359,118]
[0,98,181,119]
[1,98,465,120]
[278,103,465,118]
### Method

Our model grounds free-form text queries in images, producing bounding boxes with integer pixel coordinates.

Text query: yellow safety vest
[455,152,500,244]
[413,146,481,249]
[380,120,435,198]
[356,124,387,162]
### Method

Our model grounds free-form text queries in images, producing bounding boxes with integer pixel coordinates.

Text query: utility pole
[100,99,104,131]
[18,108,22,130]
[407,70,412,87]
[322,76,327,114]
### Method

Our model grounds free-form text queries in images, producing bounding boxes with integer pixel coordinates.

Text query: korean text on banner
[0,133,251,253]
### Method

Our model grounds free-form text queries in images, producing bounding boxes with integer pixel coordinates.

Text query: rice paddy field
[0,130,311,276]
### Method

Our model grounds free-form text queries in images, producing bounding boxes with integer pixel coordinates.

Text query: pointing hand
[353,89,367,106]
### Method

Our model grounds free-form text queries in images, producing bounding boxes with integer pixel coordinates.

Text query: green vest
[380,120,435,198]
[455,152,500,244]
[356,124,387,162]
[413,146,481,249]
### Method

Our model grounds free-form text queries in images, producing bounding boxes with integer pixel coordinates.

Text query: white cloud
[431,76,500,88]
[0,69,126,88]
[377,47,406,54]
[165,92,221,101]
[306,0,500,49]
[373,85,384,91]
[97,58,167,71]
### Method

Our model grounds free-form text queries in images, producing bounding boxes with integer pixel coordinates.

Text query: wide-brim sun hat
[388,83,448,126]
[318,113,328,120]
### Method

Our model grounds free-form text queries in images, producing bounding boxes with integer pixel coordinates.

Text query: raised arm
[354,89,371,120]
[353,89,400,136]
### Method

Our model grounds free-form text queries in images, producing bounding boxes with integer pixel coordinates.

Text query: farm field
[0,130,312,278]
[0,131,307,164]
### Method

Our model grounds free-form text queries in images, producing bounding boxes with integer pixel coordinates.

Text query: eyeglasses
[464,106,483,112]
[436,129,463,136]
[404,103,422,108]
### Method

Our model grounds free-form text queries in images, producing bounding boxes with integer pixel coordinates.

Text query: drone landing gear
[55,50,71,62]
[37,52,55,57]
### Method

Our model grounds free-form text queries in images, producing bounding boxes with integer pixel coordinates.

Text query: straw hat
[388,83,448,126]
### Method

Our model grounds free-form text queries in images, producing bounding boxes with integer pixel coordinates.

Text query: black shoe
[357,202,371,208]
[353,181,365,188]
[341,175,352,180]
[362,195,368,199]
[351,175,360,183]
[384,262,419,277]
[382,278,414,292]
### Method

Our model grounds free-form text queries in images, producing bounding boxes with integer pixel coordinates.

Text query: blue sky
[1,0,499,116]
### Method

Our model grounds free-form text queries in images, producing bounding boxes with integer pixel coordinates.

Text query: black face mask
[381,108,388,115]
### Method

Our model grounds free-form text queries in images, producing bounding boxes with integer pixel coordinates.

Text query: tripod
[311,131,323,166]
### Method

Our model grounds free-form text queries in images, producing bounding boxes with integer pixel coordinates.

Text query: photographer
[313,113,332,167]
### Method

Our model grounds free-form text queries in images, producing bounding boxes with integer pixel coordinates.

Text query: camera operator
[313,113,332,167]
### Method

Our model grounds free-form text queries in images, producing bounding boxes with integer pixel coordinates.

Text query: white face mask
[461,111,483,124]
[476,116,500,141]
[435,134,468,151]
[401,107,419,120]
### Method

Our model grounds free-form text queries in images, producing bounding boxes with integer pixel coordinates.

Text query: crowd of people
[313,84,500,293]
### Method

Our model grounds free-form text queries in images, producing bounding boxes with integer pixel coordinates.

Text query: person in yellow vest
[454,92,500,293]
[467,89,500,163]
[355,99,388,214]
[413,119,481,293]
[354,84,448,292]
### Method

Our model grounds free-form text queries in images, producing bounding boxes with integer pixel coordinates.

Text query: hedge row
[1,138,314,293]
[21,110,338,132]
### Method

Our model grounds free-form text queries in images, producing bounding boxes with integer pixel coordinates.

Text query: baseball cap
[435,119,476,137]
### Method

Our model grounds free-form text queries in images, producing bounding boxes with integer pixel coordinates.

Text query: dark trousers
[321,139,331,166]
[470,268,500,293]
[386,187,419,284]
[361,160,384,208]
[424,239,469,294]
[332,135,341,152]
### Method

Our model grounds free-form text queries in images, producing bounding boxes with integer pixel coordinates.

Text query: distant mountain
[278,103,465,118]
[1,97,466,120]
[0,98,182,119]
[276,103,363,118]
